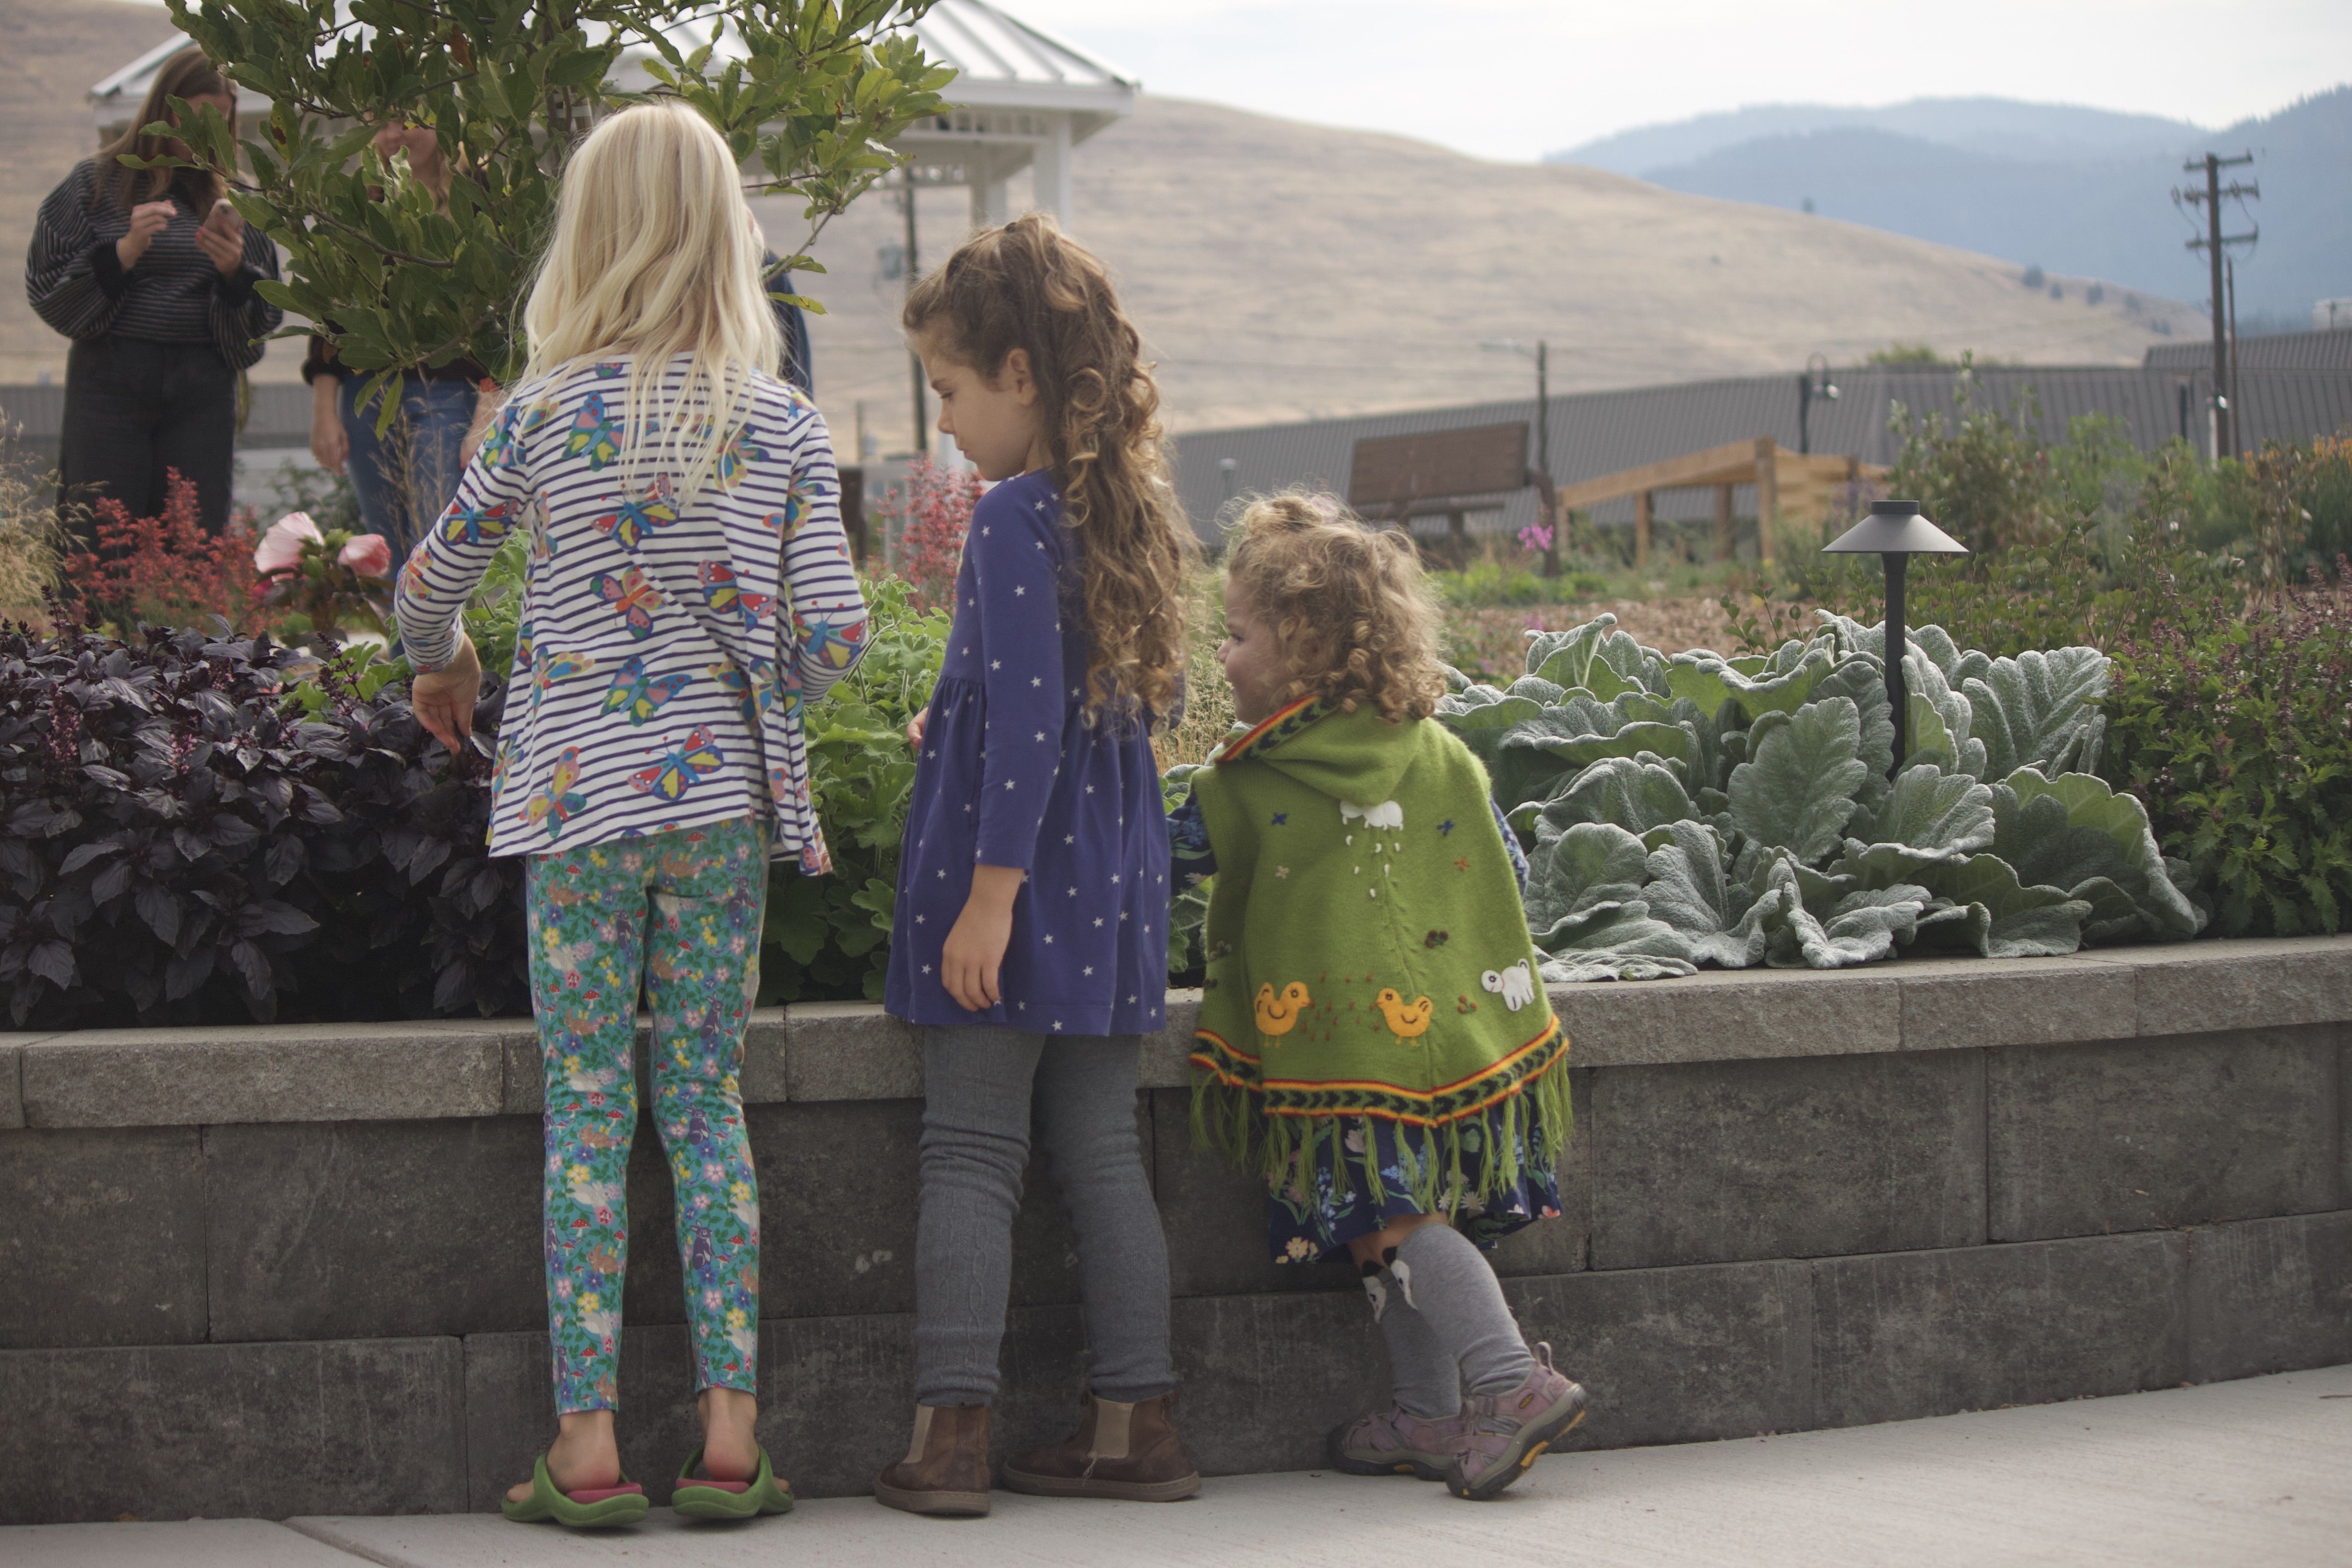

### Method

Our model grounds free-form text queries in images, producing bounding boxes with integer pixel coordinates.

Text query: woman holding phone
[26,48,281,535]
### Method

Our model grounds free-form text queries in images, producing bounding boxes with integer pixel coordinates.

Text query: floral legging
[525,817,769,1415]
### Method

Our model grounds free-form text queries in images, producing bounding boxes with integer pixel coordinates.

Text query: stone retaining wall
[2,939,2348,1524]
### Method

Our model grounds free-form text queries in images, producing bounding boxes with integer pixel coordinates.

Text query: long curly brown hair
[902,215,1193,723]
[1225,492,1448,723]
[95,49,233,212]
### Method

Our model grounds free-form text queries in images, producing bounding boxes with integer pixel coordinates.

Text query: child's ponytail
[902,216,1194,723]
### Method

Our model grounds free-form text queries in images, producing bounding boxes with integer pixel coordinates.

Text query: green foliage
[759,576,944,1002]
[1440,609,2204,980]
[1433,562,1613,607]
[2105,582,2352,936]
[1866,343,1949,365]
[160,0,956,388]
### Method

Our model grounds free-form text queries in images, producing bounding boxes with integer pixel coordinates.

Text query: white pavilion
[88,0,1136,231]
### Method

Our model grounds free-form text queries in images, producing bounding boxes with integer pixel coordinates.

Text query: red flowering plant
[877,456,986,613]
[61,469,278,636]
[252,511,397,644]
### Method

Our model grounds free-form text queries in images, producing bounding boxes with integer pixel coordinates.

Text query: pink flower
[253,511,324,576]
[339,533,393,577]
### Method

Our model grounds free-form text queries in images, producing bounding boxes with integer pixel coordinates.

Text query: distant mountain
[1548,89,2352,322]
[1557,98,2209,175]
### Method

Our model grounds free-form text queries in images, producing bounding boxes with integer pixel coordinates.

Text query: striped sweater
[25,160,282,369]
[393,356,870,870]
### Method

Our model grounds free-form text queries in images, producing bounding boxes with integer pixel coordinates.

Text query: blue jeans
[340,376,478,564]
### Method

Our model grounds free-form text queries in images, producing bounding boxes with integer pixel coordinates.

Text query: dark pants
[58,337,237,538]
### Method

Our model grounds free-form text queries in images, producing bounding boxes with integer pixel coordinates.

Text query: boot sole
[873,1478,992,1517]
[1446,1387,1588,1502]
[1325,1425,1449,1481]
[999,1466,1202,1502]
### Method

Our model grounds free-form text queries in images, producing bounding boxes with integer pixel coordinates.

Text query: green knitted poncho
[1187,696,1570,1210]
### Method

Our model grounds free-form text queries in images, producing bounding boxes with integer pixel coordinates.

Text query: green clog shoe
[500,1453,650,1527]
[672,1444,795,1521]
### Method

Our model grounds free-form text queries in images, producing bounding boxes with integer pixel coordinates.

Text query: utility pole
[2177,151,2256,459]
[1480,338,1559,576]
[2226,255,2242,453]
[903,179,926,459]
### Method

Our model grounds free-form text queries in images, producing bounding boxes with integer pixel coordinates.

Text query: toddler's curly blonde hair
[1224,492,1448,723]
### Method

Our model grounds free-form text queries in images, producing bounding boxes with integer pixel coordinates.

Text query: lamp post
[1480,338,1558,577]
[1822,499,1968,778]
[1797,353,1839,456]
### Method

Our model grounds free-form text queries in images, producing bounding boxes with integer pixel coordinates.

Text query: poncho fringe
[1190,1020,1572,1214]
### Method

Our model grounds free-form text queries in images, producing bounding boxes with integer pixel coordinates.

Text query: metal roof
[2144,329,2352,373]
[1167,364,2352,546]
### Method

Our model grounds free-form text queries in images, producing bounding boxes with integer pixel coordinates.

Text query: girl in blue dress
[876,216,1201,1516]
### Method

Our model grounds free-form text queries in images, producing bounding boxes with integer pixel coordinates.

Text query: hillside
[4,11,2204,429]
[1557,98,2208,175]
[1555,88,2352,323]
[766,95,2201,449]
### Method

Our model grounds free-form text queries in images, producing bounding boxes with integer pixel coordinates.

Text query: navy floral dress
[884,468,1171,1036]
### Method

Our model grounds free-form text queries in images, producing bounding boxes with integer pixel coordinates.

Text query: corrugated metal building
[1167,363,2352,550]
[2145,328,2352,373]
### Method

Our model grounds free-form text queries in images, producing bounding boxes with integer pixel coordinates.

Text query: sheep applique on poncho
[1184,697,1571,1211]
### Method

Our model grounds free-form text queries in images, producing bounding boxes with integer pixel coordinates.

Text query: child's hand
[410,635,483,755]
[941,863,1023,1011]
[905,708,928,749]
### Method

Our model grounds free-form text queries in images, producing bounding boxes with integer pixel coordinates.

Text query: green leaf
[1964,647,2111,780]
[1639,819,1777,968]
[1770,882,1939,969]
[1835,764,1996,885]
[1992,769,2204,941]
[1539,756,1698,837]
[1916,853,2092,957]
[1523,822,1650,946]
[1726,696,1869,864]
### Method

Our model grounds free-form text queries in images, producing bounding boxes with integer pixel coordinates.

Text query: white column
[969,170,1010,232]
[1031,116,1073,228]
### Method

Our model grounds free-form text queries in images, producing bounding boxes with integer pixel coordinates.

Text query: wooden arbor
[1551,437,1886,567]
[1347,422,1532,565]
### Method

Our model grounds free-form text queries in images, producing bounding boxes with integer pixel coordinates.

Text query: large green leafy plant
[759,576,943,1002]
[157,0,953,387]
[1440,613,2205,980]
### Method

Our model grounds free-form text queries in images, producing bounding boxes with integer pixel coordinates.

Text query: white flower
[253,511,324,575]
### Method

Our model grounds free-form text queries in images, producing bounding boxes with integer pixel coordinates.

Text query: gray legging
[915,1026,1175,1407]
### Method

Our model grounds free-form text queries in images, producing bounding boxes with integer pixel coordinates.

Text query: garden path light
[1822,499,1967,779]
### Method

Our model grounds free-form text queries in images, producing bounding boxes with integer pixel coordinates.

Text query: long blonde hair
[521,102,782,501]
[96,49,232,212]
[902,215,1193,723]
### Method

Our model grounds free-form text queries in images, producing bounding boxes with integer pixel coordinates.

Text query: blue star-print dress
[883,468,1171,1036]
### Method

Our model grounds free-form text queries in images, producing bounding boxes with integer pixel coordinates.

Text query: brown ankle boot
[1002,1390,1202,1502]
[874,1403,992,1517]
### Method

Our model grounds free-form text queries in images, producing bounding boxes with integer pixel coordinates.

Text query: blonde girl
[1173,494,1586,1501]
[396,101,868,1529]
[874,216,1201,1516]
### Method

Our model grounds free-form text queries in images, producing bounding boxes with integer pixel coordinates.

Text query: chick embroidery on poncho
[1374,987,1433,1041]
[1254,981,1312,1040]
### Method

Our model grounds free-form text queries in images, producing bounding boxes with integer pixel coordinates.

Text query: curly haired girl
[1171,492,1588,1501]
[876,215,1200,1515]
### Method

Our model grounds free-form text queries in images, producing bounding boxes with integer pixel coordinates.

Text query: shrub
[759,576,945,1002]
[2105,569,2352,935]
[0,620,522,1028]
[876,457,984,614]
[61,471,280,637]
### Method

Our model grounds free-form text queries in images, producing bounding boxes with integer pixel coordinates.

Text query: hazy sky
[1014,0,2352,163]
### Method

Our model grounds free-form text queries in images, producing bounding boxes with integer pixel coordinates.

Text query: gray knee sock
[1394,1224,1535,1398]
[1367,1275,1461,1419]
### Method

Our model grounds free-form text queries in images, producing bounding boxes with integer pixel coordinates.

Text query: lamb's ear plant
[149,0,954,398]
[1439,610,2208,980]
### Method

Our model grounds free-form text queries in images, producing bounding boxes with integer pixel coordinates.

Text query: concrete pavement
[7,1364,2348,1567]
